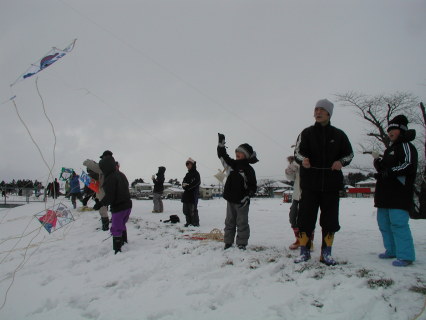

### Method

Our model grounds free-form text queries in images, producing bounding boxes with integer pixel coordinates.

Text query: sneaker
[320,247,336,266]
[224,243,233,250]
[392,259,413,267]
[378,252,396,259]
[294,246,311,263]
[238,245,247,250]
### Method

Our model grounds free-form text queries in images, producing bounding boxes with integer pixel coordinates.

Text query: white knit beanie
[315,99,334,117]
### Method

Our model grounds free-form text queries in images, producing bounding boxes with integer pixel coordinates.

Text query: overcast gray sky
[1,0,425,185]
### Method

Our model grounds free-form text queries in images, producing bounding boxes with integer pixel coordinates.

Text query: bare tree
[335,91,420,152]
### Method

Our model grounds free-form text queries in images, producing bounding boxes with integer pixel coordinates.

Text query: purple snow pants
[110,208,132,237]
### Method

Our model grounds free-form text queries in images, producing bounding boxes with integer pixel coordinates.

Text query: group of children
[70,99,417,267]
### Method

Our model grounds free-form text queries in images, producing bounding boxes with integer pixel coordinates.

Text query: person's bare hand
[331,161,343,171]
[302,158,311,168]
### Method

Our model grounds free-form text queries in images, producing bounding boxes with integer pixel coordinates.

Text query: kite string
[0,85,61,311]
[35,77,58,204]
[11,99,52,177]
[0,223,44,311]
[0,204,77,312]
[57,0,285,150]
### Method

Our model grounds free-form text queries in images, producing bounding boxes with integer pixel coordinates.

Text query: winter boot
[224,243,233,250]
[122,230,128,245]
[392,259,413,267]
[294,232,311,263]
[378,252,396,259]
[113,236,123,254]
[289,228,300,250]
[320,232,336,266]
[101,217,109,231]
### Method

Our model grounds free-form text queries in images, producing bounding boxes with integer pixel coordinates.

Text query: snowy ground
[0,197,425,320]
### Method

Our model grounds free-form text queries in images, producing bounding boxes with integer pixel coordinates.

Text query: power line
[57,0,286,150]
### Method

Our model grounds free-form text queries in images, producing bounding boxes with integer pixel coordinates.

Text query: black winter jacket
[153,167,166,193]
[374,130,418,211]
[98,156,132,213]
[217,146,257,203]
[294,122,353,191]
[181,163,200,204]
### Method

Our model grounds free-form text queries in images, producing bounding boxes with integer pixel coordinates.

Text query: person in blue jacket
[373,115,418,267]
[69,171,83,209]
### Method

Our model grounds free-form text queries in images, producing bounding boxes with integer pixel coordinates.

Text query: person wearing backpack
[83,150,112,231]
[373,115,418,267]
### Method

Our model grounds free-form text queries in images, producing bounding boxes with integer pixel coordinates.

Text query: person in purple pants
[94,154,132,254]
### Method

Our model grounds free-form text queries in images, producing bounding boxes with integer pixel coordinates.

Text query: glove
[218,133,226,147]
[374,170,389,180]
[371,150,380,159]
[182,183,189,189]
[93,201,102,211]
[240,196,250,208]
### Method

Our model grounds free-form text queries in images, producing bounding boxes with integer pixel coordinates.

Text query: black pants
[298,189,340,236]
[182,202,200,226]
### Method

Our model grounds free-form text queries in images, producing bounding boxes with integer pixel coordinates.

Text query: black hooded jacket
[374,130,418,211]
[153,167,166,193]
[98,156,132,213]
[294,122,353,191]
[181,163,200,204]
[217,146,257,203]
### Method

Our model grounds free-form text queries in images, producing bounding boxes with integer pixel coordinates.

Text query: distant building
[164,187,184,199]
[199,185,222,200]
[346,178,376,198]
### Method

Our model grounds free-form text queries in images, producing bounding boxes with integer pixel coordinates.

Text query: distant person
[46,182,53,198]
[83,150,113,231]
[64,180,70,198]
[53,178,60,199]
[373,115,418,267]
[152,166,166,213]
[217,133,258,250]
[93,155,132,254]
[69,172,83,209]
[294,99,353,265]
[181,158,201,227]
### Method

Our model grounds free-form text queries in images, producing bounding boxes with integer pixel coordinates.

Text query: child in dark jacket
[373,115,418,267]
[93,155,132,254]
[217,133,258,250]
[152,166,166,213]
[181,158,201,227]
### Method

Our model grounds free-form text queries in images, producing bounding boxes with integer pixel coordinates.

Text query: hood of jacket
[157,166,166,175]
[99,156,116,177]
[188,162,197,171]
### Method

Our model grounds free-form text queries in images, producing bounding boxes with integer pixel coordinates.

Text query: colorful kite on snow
[10,39,76,87]
[35,202,74,233]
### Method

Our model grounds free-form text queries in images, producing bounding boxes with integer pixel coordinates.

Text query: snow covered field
[0,197,425,320]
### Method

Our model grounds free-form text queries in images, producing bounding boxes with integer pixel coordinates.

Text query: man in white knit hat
[294,99,353,266]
